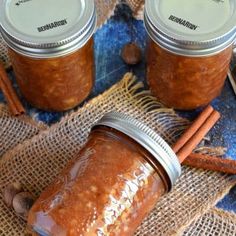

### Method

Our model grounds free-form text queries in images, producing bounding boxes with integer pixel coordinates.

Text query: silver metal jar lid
[144,0,236,56]
[0,0,96,58]
[94,112,181,190]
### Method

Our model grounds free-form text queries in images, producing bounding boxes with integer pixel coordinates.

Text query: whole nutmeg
[121,42,142,65]
[13,192,35,220]
[3,182,23,207]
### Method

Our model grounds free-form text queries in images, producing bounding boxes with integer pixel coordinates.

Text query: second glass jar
[0,0,96,111]
[146,40,233,110]
[144,0,236,110]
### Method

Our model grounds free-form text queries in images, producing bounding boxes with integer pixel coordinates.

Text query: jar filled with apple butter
[27,112,181,236]
[0,0,96,111]
[144,0,236,110]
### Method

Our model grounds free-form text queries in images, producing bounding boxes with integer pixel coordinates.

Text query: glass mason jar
[0,0,96,111]
[27,112,181,236]
[144,0,236,110]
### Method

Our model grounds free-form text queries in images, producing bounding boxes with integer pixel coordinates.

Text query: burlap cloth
[0,104,47,158]
[184,208,236,236]
[1,73,236,235]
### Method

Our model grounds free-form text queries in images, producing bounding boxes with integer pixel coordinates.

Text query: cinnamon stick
[184,153,236,175]
[172,105,220,163]
[172,106,236,175]
[176,110,220,163]
[0,63,25,116]
[172,105,214,153]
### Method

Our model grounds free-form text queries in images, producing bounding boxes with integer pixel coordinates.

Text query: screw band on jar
[94,112,181,189]
[144,0,236,57]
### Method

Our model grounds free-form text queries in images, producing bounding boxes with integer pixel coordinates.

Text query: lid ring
[144,0,236,56]
[0,0,97,58]
[94,112,182,190]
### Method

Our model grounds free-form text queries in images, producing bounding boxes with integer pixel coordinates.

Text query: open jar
[27,112,181,236]
[144,0,236,110]
[0,0,96,111]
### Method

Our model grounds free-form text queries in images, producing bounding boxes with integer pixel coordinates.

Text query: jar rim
[144,0,236,57]
[0,0,96,58]
[93,112,181,190]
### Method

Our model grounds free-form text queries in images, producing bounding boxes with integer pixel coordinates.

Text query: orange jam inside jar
[0,0,96,111]
[27,112,181,236]
[144,0,236,110]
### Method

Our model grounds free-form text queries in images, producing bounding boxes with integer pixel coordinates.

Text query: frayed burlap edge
[1,73,182,163]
